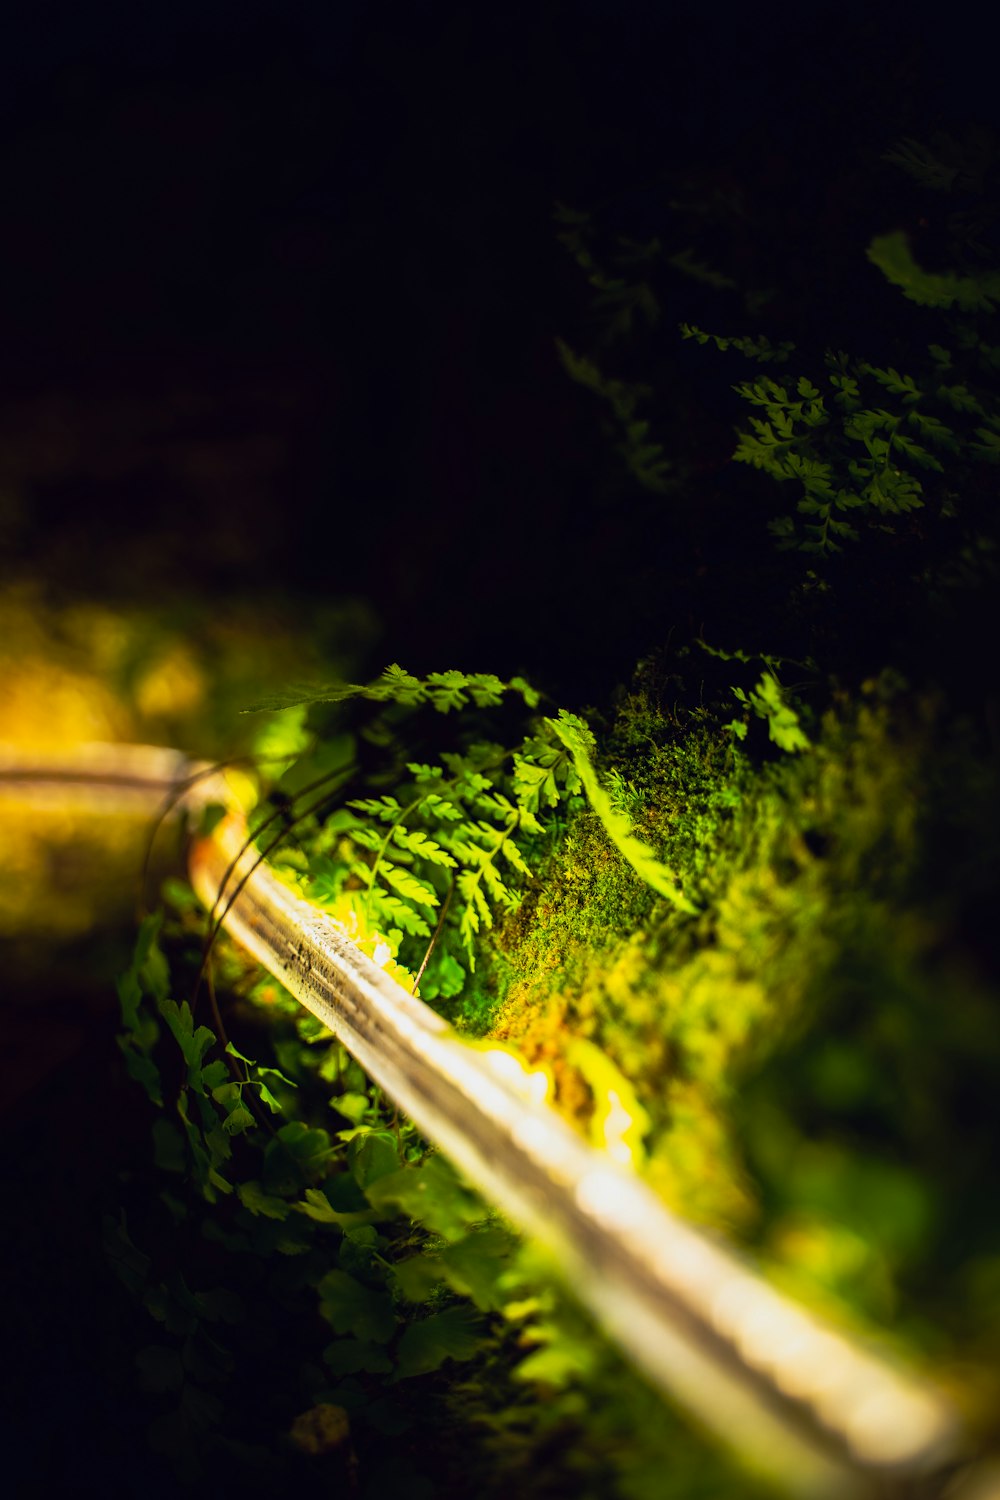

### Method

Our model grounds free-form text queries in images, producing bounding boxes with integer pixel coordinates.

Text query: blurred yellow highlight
[475,1042,552,1107]
[568,1036,650,1168]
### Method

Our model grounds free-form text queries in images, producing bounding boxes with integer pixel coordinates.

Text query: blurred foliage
[489,664,999,1410]
[7,116,1000,1498]
[105,645,1000,1493]
[0,582,372,944]
[109,903,772,1498]
[0,581,374,756]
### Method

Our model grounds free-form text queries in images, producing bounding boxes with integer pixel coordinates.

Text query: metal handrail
[1,742,986,1498]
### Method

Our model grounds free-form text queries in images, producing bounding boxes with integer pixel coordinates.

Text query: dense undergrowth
[490,665,999,1364]
[13,123,998,1494]
[106,648,999,1496]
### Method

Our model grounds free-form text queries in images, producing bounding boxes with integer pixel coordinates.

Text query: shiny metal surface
[1,743,975,1496]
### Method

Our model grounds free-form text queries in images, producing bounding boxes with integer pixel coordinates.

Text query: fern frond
[243,667,538,716]
[680,324,795,363]
[867,232,1000,312]
[391,827,457,867]
[884,129,995,195]
[547,712,697,915]
[667,248,736,289]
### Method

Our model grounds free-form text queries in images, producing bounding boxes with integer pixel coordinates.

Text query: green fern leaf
[547,712,697,914]
[425,671,473,712]
[867,231,1000,311]
[863,365,923,403]
[892,433,943,471]
[667,247,736,289]
[933,385,984,417]
[420,793,464,823]
[971,427,1000,461]
[391,827,458,868]
[371,665,426,703]
[372,894,431,938]
[679,324,795,362]
[466,673,507,707]
[348,826,385,852]
[378,861,439,910]
[500,839,533,877]
[349,796,402,823]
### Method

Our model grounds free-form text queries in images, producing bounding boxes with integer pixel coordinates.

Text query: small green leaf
[291,1188,337,1223]
[263,1121,334,1193]
[392,1255,447,1303]
[515,1338,596,1387]
[439,1228,517,1311]
[116,968,142,1031]
[159,1000,216,1087]
[117,1036,163,1106]
[365,1157,484,1240]
[318,1269,396,1344]
[255,1082,283,1115]
[222,1104,255,1136]
[349,1132,400,1190]
[393,1306,485,1379]
[200,1059,229,1092]
[152,1119,186,1174]
[295,1182,373,1225]
[379,861,439,909]
[331,1091,371,1125]
[237,1179,291,1220]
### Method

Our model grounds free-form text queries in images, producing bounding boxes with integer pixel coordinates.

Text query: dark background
[2,1,998,1492]
[3,0,996,703]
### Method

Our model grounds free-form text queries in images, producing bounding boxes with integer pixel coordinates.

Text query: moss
[483,665,1000,1399]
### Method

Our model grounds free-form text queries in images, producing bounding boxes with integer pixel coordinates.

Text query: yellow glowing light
[301,885,418,991]
[568,1037,650,1168]
[133,646,207,719]
[221,766,258,813]
[575,1165,651,1232]
[473,1042,552,1106]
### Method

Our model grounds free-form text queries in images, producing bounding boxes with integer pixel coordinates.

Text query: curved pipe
[0,742,978,1497]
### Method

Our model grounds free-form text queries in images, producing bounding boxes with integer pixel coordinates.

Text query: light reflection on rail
[2,741,993,1500]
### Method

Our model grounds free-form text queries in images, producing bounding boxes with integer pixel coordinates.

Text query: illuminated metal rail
[0,742,991,1499]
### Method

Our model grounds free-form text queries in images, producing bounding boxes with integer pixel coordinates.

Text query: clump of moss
[483,663,1000,1411]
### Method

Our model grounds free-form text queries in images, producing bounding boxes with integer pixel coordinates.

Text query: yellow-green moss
[481,669,1000,1397]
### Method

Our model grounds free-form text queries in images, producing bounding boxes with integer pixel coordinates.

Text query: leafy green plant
[115,903,514,1477]
[677,324,1000,555]
[230,668,699,1000]
[111,663,719,1487]
[113,871,742,1494]
[556,131,1000,597]
[697,640,813,753]
[104,128,1000,1496]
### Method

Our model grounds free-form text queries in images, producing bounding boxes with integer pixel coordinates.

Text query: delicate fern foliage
[547,711,698,911]
[553,201,662,345]
[684,327,1000,554]
[679,323,795,364]
[883,129,997,196]
[697,640,813,754]
[555,134,999,573]
[665,248,736,290]
[866,232,1000,313]
[268,674,570,985]
[554,338,672,493]
[252,674,701,989]
[551,199,743,496]
[337,746,545,973]
[242,664,540,716]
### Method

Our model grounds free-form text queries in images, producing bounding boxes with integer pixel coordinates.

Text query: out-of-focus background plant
[3,2,999,1495]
